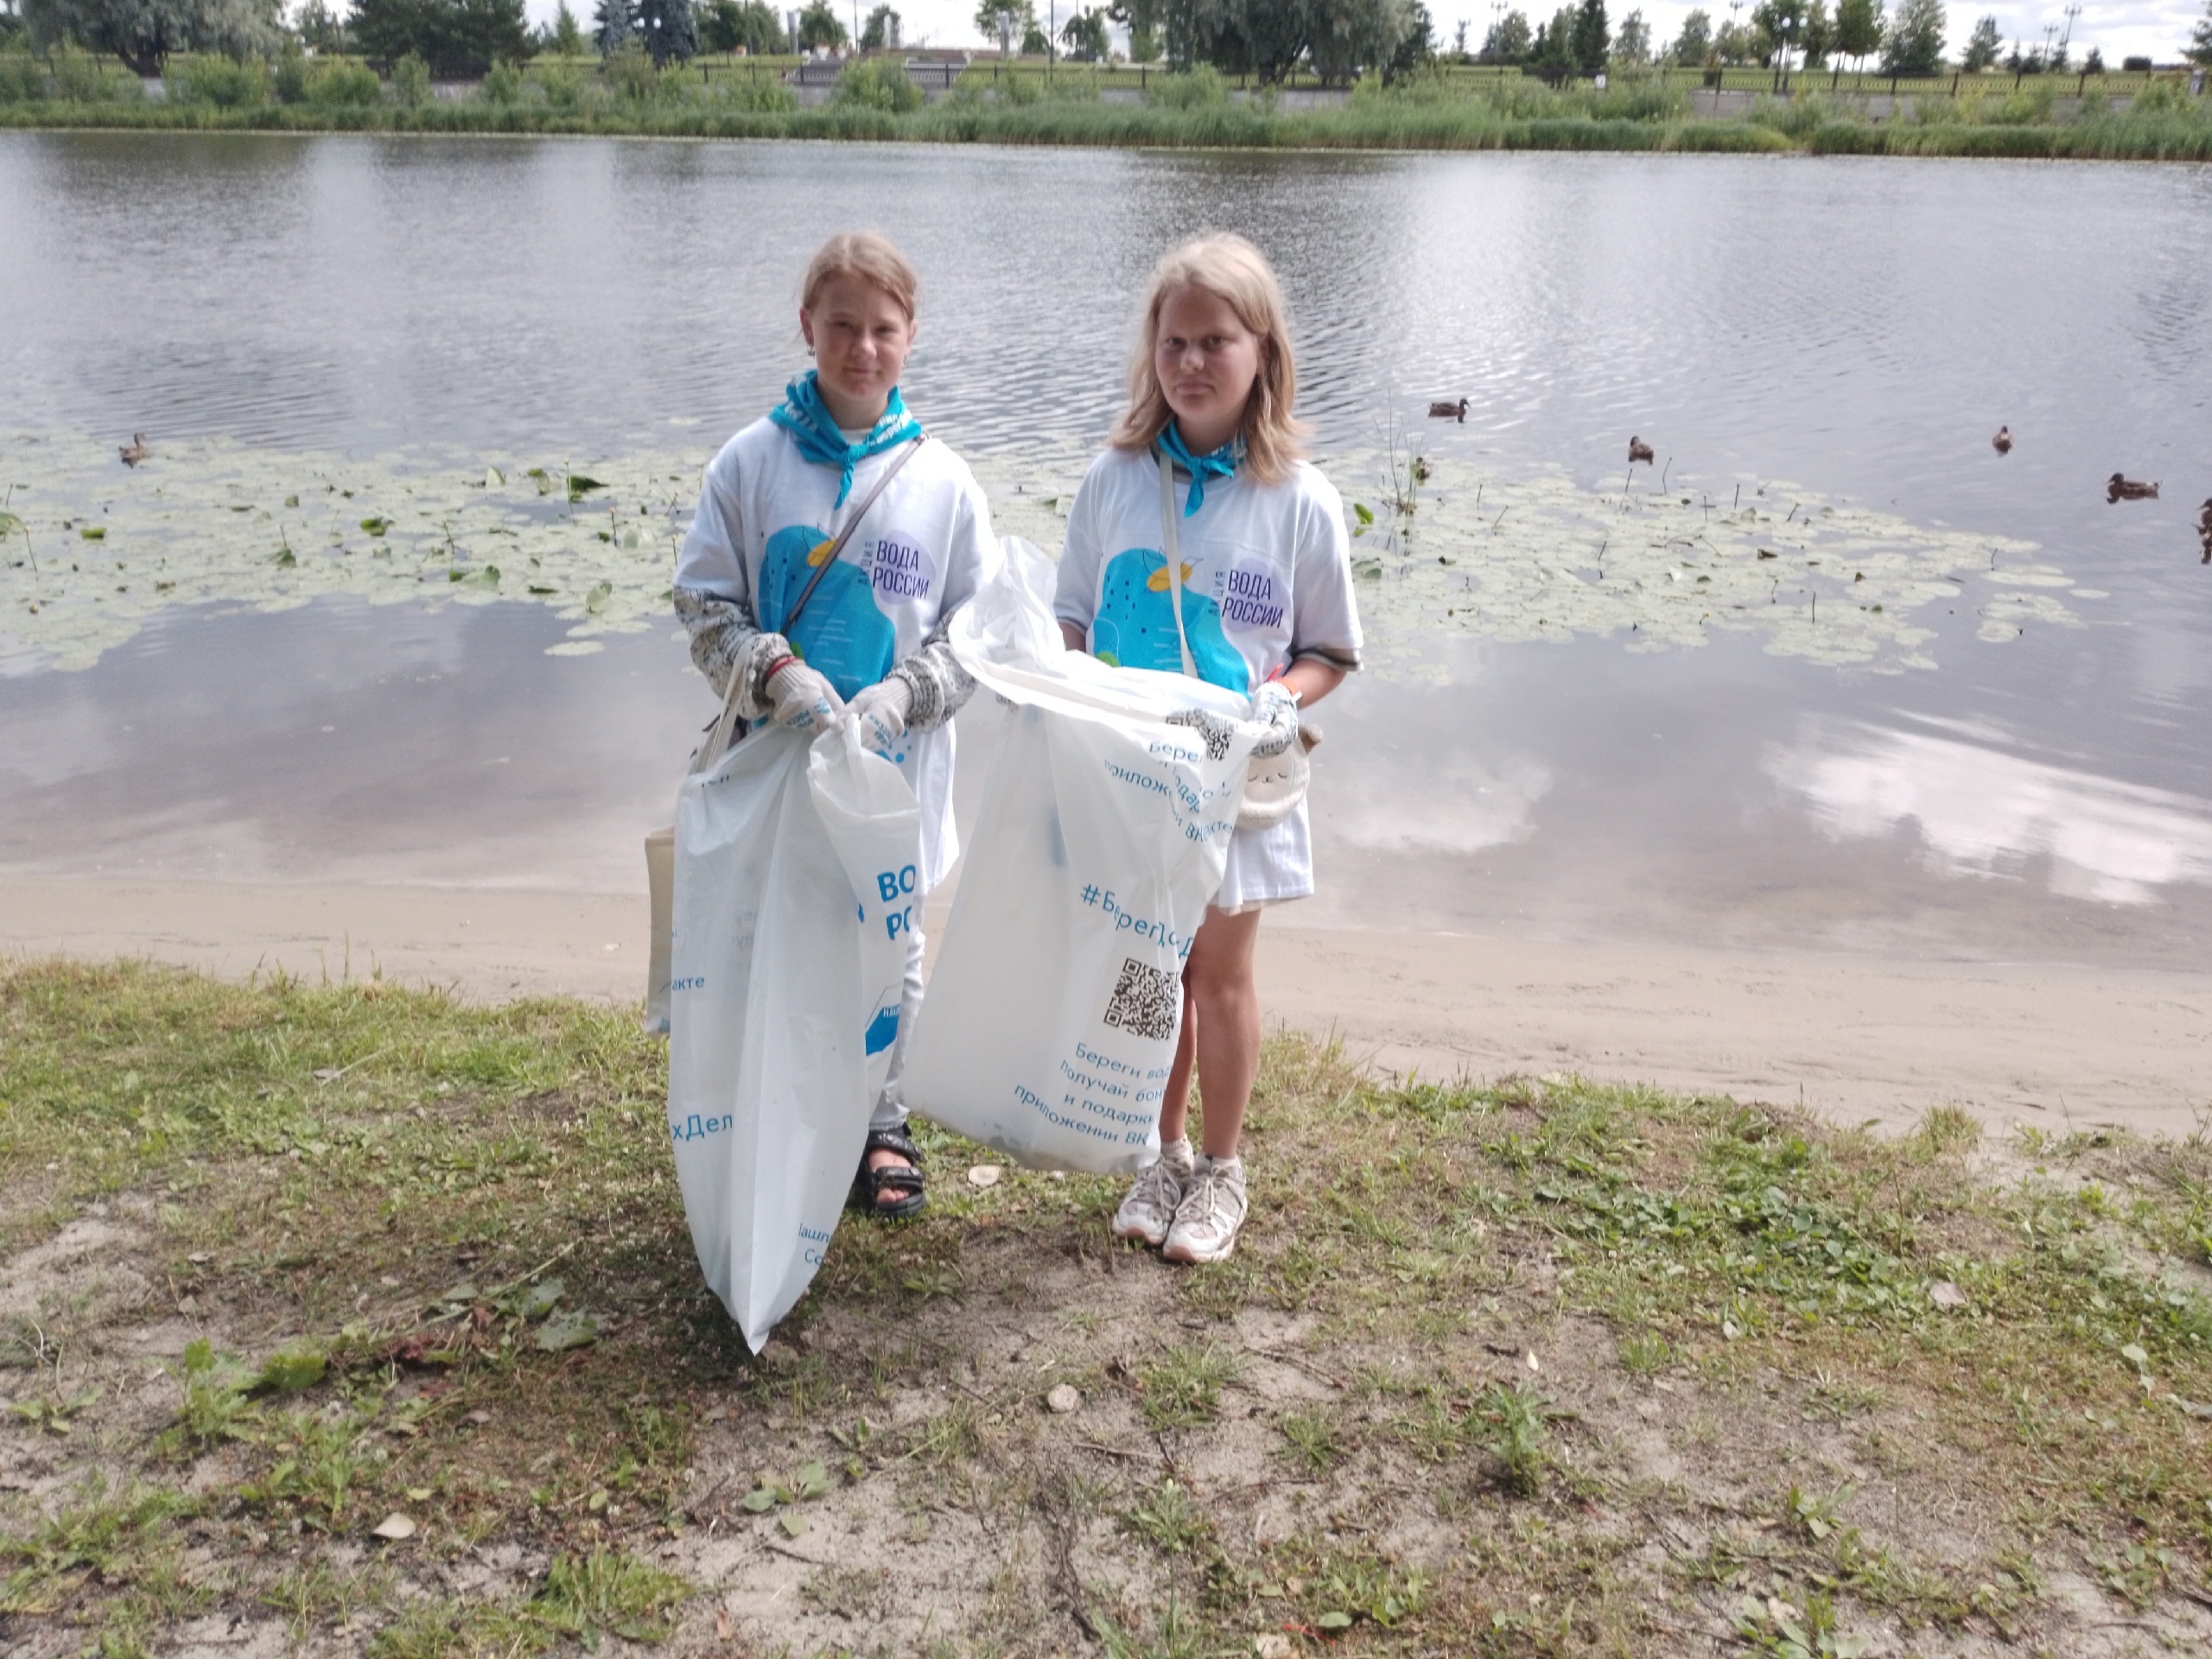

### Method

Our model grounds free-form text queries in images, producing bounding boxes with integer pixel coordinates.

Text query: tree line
[5,0,2204,83]
[1471,0,1946,78]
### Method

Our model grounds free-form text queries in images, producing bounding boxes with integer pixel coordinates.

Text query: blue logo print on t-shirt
[1090,547,1249,692]
[760,524,897,701]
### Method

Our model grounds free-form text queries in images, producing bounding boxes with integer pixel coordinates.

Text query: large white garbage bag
[666,723,921,1350]
[901,541,1257,1175]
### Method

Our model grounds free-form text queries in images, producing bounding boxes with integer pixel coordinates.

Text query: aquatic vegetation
[0,434,699,672]
[3,435,2074,678]
[1325,448,2072,675]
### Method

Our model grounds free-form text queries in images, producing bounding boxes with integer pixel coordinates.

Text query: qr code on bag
[1103,957,1180,1043]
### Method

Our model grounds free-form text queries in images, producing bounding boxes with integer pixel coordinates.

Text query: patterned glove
[1247,681,1301,758]
[849,677,913,757]
[765,660,844,736]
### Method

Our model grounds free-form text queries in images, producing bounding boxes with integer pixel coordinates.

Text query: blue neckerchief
[769,371,923,508]
[1156,422,1240,518]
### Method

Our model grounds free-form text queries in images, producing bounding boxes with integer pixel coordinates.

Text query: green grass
[2,957,2209,1652]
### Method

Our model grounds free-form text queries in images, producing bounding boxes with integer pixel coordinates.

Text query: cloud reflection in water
[1770,718,2212,906]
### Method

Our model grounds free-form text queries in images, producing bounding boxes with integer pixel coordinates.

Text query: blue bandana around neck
[770,371,923,508]
[1156,422,1241,518]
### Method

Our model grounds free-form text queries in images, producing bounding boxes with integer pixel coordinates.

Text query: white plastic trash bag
[666,722,922,1351]
[900,540,1259,1175]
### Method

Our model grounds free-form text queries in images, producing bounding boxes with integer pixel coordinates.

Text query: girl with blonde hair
[674,231,1001,1220]
[1054,232,1363,1263]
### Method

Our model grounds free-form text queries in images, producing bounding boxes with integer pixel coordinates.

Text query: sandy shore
[5,877,2206,1140]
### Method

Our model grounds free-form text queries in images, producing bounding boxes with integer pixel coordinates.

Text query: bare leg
[864,917,929,1209]
[1155,906,1262,1160]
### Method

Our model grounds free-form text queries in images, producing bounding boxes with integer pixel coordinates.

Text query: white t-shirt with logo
[1054,446,1363,908]
[677,417,1000,890]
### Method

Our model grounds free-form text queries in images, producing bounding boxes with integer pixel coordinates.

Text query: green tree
[1059,5,1107,57]
[1713,16,1757,60]
[974,0,1030,53]
[1567,0,1605,73]
[22,0,282,75]
[547,1,583,51]
[296,0,346,49]
[1959,11,1996,68]
[796,0,843,48]
[351,0,530,72]
[1832,0,1878,66]
[1306,0,1414,85]
[1879,0,1941,70]
[2187,0,2210,67]
[592,0,630,51]
[1612,7,1649,62]
[1669,6,1710,63]
[1108,0,1161,60]
[1020,18,1046,50]
[1800,0,1830,66]
[858,3,898,48]
[1752,0,1802,66]
[700,0,779,51]
[1532,3,1574,78]
[1383,0,1432,78]
[635,0,695,60]
[1481,7,1531,60]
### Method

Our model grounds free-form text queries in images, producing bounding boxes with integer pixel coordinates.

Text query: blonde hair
[1110,232,1306,485]
[801,232,919,321]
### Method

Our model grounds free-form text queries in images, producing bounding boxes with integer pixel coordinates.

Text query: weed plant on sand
[1,958,2209,1651]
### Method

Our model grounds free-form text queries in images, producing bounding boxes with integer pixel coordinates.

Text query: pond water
[4,133,2210,967]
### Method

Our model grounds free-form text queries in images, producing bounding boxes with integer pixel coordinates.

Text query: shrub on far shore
[831,55,922,112]
[480,60,526,104]
[174,54,270,108]
[391,51,431,108]
[538,57,593,111]
[0,56,41,104]
[48,42,141,103]
[1143,64,1226,108]
[308,59,385,107]
[710,71,795,112]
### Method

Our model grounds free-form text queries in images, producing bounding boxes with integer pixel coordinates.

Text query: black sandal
[849,1126,926,1220]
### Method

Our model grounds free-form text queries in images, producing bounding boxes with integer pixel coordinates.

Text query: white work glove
[764,659,844,737]
[1247,680,1301,758]
[849,676,913,758]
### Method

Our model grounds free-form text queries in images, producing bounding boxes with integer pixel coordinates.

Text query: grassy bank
[2,958,2209,1654]
[4,58,2211,158]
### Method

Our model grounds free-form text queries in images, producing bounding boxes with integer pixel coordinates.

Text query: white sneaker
[1162,1156,1248,1264]
[1112,1138,1193,1247]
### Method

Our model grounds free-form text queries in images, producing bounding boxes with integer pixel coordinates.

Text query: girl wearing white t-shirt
[674,232,1001,1221]
[1054,234,1363,1265]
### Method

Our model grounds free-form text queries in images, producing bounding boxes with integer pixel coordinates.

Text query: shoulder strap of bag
[693,435,928,779]
[1154,448,1200,679]
[785,434,928,635]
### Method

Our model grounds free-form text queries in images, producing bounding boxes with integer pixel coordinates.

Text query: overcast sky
[518,0,2207,67]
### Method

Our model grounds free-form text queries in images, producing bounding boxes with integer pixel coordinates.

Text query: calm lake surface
[4,133,2210,967]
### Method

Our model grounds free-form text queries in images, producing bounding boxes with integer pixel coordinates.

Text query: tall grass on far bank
[3,52,2209,161]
